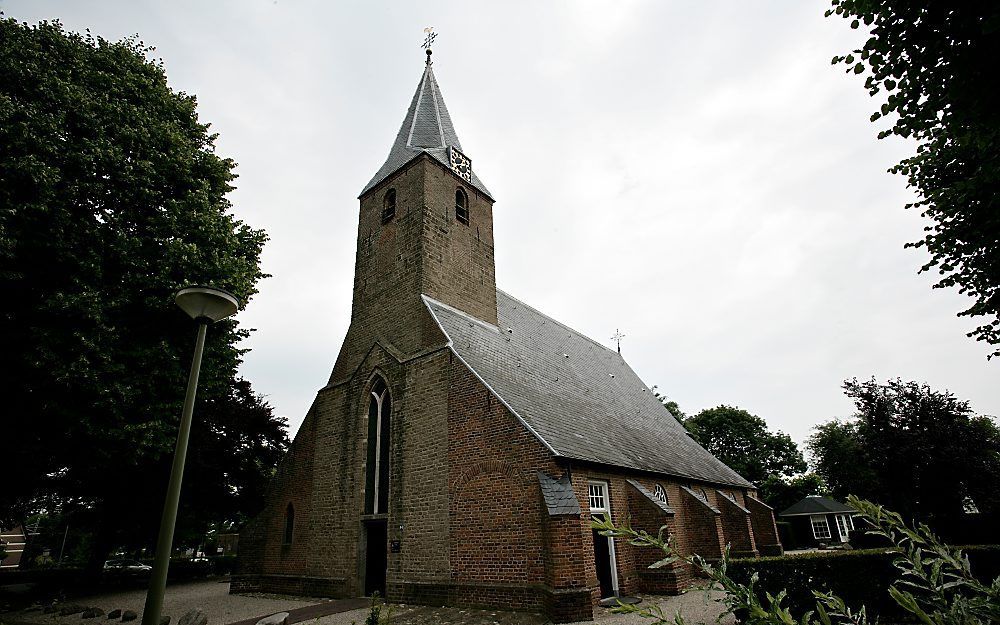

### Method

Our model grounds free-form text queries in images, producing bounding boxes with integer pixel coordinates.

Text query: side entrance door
[363,519,387,597]
[588,480,619,598]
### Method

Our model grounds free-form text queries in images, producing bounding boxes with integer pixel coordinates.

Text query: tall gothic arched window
[365,376,391,514]
[455,188,469,225]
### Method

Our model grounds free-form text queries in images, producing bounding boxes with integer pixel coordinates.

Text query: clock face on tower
[448,146,472,182]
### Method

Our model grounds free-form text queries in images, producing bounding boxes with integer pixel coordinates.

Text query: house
[234,48,781,623]
[778,495,855,549]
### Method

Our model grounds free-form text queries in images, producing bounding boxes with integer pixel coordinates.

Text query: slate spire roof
[423,291,753,488]
[360,52,492,199]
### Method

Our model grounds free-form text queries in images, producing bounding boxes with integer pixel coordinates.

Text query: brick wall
[745,496,783,556]
[716,491,757,558]
[624,481,690,594]
[445,355,554,606]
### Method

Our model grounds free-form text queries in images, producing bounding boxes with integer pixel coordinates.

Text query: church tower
[330,48,498,382]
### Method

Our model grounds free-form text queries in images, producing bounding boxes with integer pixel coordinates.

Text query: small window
[653,483,668,505]
[284,503,295,544]
[588,482,608,512]
[381,189,396,224]
[455,188,469,225]
[810,515,831,540]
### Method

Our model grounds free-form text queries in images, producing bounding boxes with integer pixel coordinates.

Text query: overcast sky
[6,1,997,452]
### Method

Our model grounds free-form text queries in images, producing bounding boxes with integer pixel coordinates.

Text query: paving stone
[178,609,207,625]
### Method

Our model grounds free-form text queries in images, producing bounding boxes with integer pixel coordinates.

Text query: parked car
[103,559,152,574]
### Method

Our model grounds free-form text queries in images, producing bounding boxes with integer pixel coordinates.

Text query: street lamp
[141,286,241,625]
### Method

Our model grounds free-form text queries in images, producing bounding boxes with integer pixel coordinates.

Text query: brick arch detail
[451,459,527,490]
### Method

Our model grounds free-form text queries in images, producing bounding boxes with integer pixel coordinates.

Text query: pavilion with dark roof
[236,47,782,623]
[779,495,857,549]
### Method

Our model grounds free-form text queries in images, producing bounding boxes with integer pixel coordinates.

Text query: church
[234,48,781,623]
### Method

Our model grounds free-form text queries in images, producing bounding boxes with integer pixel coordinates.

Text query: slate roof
[360,57,492,199]
[424,291,753,488]
[779,495,854,517]
[538,472,582,517]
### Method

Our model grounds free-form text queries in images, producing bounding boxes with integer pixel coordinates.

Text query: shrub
[593,496,1000,625]
[727,546,1000,621]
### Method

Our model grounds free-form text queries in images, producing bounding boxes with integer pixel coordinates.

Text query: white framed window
[835,514,851,541]
[588,483,607,511]
[653,483,668,505]
[810,515,832,540]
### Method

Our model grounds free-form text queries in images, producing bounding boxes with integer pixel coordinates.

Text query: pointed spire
[360,53,491,199]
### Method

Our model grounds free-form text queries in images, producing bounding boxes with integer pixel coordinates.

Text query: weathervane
[422,27,437,50]
[611,329,625,354]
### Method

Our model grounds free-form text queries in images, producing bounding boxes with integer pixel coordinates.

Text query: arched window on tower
[365,376,392,515]
[381,188,396,224]
[283,503,294,544]
[455,188,469,225]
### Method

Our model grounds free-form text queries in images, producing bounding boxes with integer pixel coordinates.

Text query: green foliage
[685,406,806,486]
[651,386,688,426]
[809,378,1000,527]
[0,17,286,562]
[593,496,1000,625]
[757,473,826,515]
[354,593,392,625]
[826,1,1000,358]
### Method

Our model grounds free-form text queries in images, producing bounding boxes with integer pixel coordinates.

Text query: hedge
[727,545,1000,622]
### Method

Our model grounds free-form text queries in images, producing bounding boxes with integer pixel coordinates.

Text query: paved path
[3,579,315,625]
[3,580,734,625]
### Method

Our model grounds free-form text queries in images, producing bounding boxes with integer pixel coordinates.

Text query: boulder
[178,609,207,625]
[107,610,122,620]
[255,612,289,625]
[82,608,106,619]
[121,610,138,622]
[60,605,85,616]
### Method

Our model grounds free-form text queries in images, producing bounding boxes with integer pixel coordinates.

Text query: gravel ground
[4,580,733,625]
[3,579,314,625]
[301,586,733,625]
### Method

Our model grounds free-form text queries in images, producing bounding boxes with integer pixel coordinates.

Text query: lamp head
[175,286,241,323]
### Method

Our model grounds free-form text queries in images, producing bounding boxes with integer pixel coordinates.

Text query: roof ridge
[496,288,619,355]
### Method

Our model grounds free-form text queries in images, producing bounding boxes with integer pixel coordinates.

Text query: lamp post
[141,286,241,625]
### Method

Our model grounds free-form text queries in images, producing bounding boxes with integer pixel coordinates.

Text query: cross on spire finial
[611,329,625,354]
[422,27,437,65]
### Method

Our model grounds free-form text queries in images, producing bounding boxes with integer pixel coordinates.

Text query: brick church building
[235,49,781,622]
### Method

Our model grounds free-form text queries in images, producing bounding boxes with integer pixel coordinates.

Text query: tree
[809,378,1000,527]
[651,386,687,426]
[0,18,284,564]
[827,2,1000,358]
[756,473,826,515]
[685,405,807,486]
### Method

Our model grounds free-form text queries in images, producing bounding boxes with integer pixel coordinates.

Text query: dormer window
[455,188,469,225]
[381,189,396,224]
